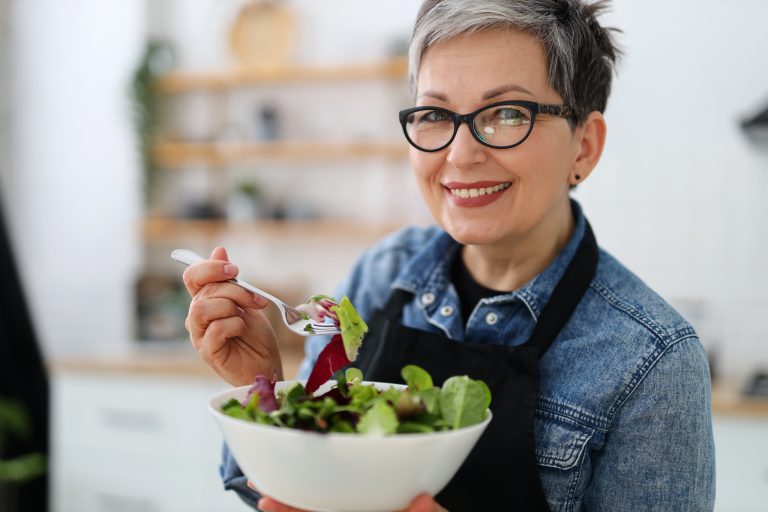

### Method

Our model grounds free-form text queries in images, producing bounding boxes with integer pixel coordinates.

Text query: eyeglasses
[398,100,573,152]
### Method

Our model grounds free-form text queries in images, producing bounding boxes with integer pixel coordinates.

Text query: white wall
[579,0,768,378]
[6,0,145,356]
[0,0,10,192]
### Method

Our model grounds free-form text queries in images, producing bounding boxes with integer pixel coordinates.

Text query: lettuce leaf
[438,376,490,429]
[331,296,368,362]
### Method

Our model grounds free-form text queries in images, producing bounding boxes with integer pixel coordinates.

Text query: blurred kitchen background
[0,0,766,511]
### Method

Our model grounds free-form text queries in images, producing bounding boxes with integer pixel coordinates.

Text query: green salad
[220,365,491,435]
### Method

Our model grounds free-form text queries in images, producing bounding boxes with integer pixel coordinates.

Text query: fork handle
[170,249,283,307]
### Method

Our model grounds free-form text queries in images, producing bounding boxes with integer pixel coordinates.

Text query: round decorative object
[229,1,295,69]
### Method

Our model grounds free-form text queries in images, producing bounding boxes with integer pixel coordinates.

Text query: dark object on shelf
[181,201,225,220]
[135,275,189,342]
[0,191,49,512]
[743,371,768,398]
[258,104,280,141]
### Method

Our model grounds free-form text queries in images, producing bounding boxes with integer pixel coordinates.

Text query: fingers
[181,246,237,297]
[187,291,254,343]
[258,493,444,512]
[187,297,243,343]
[210,246,228,262]
[257,496,310,512]
[399,494,445,512]
[195,280,266,309]
[182,259,239,298]
[196,316,248,364]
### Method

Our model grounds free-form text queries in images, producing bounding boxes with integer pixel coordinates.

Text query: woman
[183,1,715,510]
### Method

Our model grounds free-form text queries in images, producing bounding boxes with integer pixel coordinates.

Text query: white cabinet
[51,372,250,512]
[713,415,768,512]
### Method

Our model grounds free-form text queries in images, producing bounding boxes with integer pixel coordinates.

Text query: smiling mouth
[448,182,512,199]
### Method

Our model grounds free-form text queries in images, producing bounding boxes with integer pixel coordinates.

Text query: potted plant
[0,398,46,510]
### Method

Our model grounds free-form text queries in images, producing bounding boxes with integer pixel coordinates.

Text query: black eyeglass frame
[398,100,573,152]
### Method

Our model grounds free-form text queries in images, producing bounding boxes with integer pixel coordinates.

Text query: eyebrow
[481,83,534,100]
[418,83,535,103]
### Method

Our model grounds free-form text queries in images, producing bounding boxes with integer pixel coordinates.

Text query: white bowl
[209,380,492,512]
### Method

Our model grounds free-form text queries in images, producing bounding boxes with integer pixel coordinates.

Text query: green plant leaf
[0,453,47,483]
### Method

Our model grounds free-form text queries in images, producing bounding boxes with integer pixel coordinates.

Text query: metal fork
[171,249,341,337]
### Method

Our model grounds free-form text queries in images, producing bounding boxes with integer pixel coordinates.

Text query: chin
[442,221,502,246]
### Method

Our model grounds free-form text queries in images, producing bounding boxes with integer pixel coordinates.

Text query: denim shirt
[222,201,715,512]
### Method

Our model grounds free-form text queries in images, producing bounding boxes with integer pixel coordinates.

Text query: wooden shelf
[712,380,768,418]
[142,217,407,244]
[156,57,408,94]
[152,140,409,167]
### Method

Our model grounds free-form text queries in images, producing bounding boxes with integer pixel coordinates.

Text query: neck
[461,200,575,292]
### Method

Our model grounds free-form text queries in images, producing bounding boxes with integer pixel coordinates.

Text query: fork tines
[311,324,340,334]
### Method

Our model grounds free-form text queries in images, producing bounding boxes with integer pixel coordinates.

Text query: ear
[569,111,607,185]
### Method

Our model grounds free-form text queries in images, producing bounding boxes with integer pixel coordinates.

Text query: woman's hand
[183,247,282,386]
[256,493,447,512]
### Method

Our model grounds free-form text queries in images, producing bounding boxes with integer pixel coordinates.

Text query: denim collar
[392,199,587,321]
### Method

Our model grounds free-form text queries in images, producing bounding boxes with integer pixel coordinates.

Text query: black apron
[353,222,598,511]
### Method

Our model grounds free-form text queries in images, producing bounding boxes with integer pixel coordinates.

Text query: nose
[446,122,486,169]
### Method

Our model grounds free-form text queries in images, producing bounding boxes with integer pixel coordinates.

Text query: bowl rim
[209,379,493,440]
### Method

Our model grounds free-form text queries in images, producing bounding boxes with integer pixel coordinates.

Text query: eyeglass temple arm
[539,104,573,118]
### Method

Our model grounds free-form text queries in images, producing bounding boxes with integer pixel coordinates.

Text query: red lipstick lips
[444,181,512,207]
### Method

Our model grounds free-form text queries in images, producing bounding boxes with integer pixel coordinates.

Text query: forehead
[416,28,554,102]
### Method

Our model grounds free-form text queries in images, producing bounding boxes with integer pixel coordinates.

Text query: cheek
[496,140,571,186]
[410,151,443,183]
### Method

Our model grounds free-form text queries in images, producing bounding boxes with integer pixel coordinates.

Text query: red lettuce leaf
[243,374,278,413]
[305,334,350,395]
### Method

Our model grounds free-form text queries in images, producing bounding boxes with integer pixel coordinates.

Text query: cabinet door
[51,373,247,512]
[713,416,768,512]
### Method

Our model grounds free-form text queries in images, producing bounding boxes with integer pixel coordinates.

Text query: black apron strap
[527,221,598,355]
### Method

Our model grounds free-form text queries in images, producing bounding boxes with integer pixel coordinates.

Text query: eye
[491,107,529,126]
[416,109,452,124]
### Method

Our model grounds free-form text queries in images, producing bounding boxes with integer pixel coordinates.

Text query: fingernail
[254,294,267,306]
[224,264,237,276]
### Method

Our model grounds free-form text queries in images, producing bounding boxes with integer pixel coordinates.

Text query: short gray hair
[409,0,622,126]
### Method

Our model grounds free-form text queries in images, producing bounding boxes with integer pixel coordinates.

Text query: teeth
[450,182,511,198]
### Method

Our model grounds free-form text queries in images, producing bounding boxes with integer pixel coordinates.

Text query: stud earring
[574,174,581,181]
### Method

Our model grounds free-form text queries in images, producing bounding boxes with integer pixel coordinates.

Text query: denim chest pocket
[534,412,595,470]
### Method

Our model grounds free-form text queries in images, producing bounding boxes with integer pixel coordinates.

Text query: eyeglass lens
[404,104,533,150]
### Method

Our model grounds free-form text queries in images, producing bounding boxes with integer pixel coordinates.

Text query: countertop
[49,344,305,381]
[49,349,768,418]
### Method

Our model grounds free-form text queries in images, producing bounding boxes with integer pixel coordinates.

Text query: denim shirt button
[421,292,436,306]
[439,305,454,317]
[485,312,499,325]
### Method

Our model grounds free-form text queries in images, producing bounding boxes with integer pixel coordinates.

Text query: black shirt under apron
[450,250,506,326]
